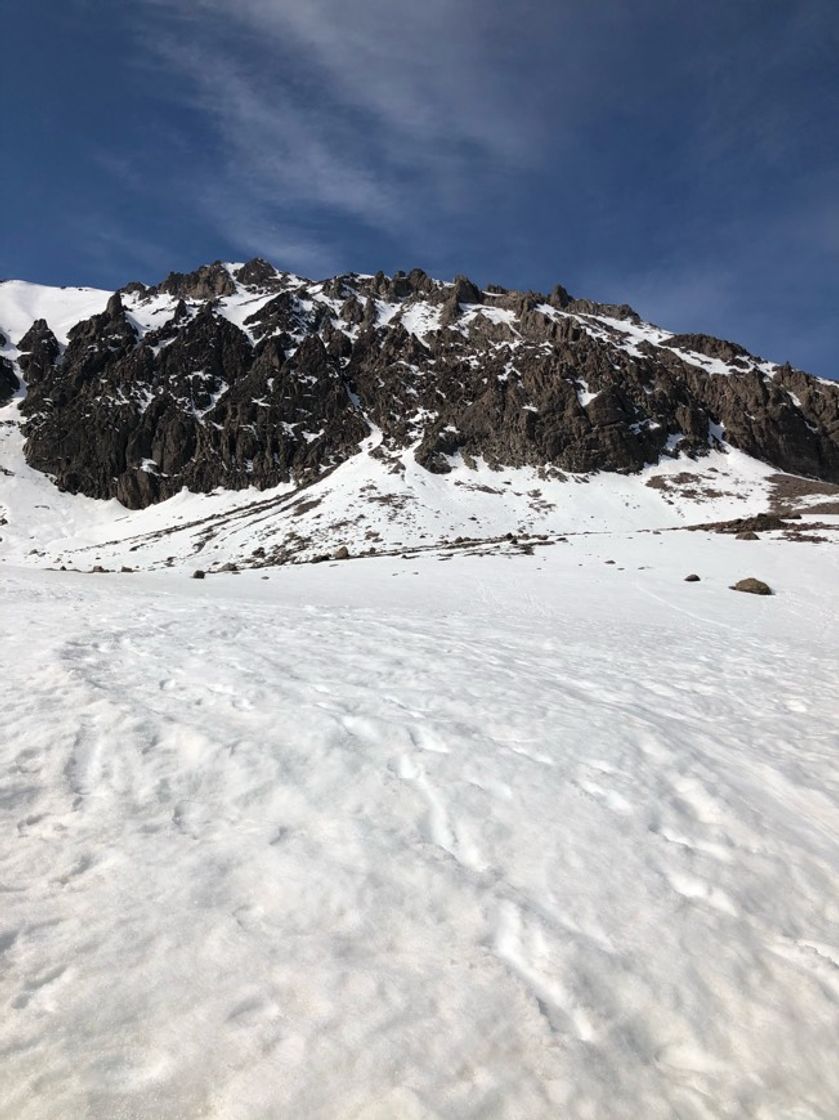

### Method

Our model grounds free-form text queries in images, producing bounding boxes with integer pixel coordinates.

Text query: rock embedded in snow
[684,573,701,581]
[730,577,773,595]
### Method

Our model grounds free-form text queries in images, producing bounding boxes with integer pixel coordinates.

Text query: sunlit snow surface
[2,535,839,1119]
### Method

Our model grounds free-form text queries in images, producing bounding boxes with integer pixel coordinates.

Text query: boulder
[730,578,772,595]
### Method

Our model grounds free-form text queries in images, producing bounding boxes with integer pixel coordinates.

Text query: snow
[214,290,283,339]
[399,302,443,338]
[574,379,599,407]
[374,300,401,327]
[663,346,743,378]
[121,291,181,337]
[460,304,518,328]
[0,280,112,348]
[2,530,839,1119]
[583,314,671,358]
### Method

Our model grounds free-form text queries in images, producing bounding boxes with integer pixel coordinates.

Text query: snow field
[1,535,838,1119]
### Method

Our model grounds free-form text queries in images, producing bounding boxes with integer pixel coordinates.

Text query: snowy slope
[0,280,112,349]
[0,388,794,573]
[2,539,839,1119]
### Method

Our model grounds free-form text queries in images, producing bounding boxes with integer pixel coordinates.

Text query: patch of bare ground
[684,510,836,543]
[289,497,322,516]
[794,501,839,516]
[768,473,839,514]
[688,513,789,534]
[453,481,505,495]
[645,472,735,504]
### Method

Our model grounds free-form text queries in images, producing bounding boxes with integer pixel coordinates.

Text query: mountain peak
[0,261,836,517]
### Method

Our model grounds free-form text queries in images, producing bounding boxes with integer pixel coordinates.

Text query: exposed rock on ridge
[7,259,838,507]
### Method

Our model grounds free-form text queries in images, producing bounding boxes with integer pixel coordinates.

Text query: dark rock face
[664,334,751,365]
[0,356,19,403]
[152,261,237,301]
[233,258,285,290]
[16,319,59,385]
[20,292,366,506]
[10,258,839,508]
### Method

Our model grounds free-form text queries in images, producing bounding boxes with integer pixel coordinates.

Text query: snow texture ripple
[1,540,838,1119]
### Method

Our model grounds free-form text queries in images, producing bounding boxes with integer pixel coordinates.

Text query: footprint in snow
[576,779,633,815]
[665,870,737,916]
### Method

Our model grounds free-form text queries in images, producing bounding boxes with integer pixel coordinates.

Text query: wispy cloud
[127,0,578,272]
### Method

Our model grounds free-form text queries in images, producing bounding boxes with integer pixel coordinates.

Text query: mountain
[1,260,837,572]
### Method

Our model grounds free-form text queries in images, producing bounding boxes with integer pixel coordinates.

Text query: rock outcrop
[6,258,837,508]
[0,356,19,404]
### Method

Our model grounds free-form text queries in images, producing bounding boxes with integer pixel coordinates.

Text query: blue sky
[2,1,837,377]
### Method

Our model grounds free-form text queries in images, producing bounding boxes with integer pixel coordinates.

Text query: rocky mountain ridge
[1,259,837,509]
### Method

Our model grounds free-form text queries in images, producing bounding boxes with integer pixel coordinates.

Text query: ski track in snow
[1,551,838,1119]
